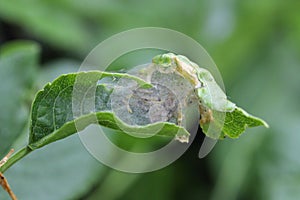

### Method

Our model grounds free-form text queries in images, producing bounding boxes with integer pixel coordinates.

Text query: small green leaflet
[29,71,190,150]
[152,53,268,139]
[200,107,269,139]
[196,68,236,112]
[153,53,236,111]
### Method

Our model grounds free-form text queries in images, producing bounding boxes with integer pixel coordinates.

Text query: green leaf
[0,41,39,158]
[196,68,236,112]
[195,64,268,139]
[29,71,190,150]
[152,53,236,112]
[151,53,268,139]
[201,107,269,139]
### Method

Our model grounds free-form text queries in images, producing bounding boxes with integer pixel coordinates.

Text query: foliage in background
[0,0,300,200]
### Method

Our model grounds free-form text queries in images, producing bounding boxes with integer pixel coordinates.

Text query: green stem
[0,146,32,173]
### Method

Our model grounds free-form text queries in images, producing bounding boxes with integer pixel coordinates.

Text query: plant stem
[0,146,32,173]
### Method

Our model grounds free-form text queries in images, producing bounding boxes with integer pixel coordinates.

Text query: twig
[0,149,18,200]
[0,149,14,167]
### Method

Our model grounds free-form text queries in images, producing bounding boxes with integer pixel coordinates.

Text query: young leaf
[196,68,236,112]
[29,71,190,150]
[152,53,268,139]
[200,107,269,139]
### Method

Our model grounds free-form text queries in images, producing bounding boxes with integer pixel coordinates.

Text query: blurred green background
[0,0,300,200]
